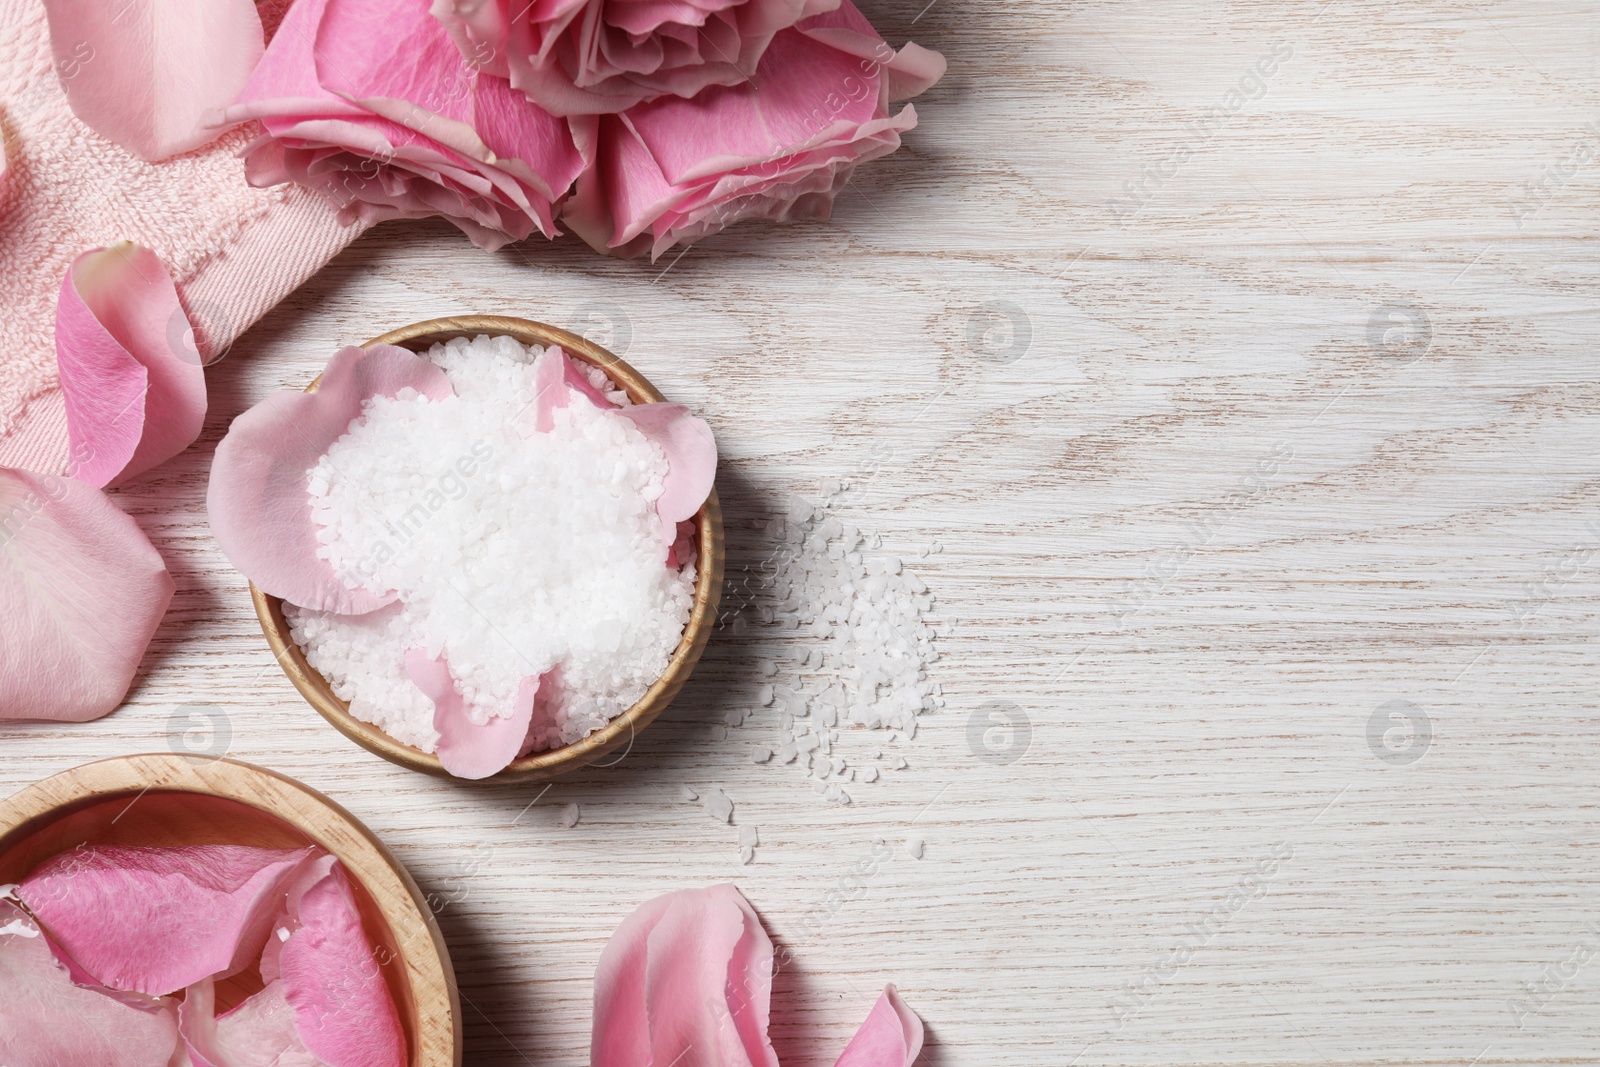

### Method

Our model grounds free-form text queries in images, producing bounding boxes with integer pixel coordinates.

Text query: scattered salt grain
[757,684,775,706]
[680,785,698,802]
[725,709,746,727]
[560,803,581,829]
[287,335,695,756]
[758,659,776,676]
[704,788,733,824]
[890,756,908,770]
[738,825,759,848]
[750,746,772,763]
[905,837,924,859]
[861,766,879,783]
[739,846,755,865]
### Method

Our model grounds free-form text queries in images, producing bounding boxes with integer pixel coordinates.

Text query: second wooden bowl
[250,315,724,782]
[0,754,460,1065]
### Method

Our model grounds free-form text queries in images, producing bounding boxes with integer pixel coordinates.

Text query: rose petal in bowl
[18,843,317,996]
[208,344,453,614]
[277,863,406,1067]
[56,242,208,488]
[180,976,325,1067]
[615,403,717,550]
[406,650,539,780]
[0,467,174,722]
[0,899,180,1067]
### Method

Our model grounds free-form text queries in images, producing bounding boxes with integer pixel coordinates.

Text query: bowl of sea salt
[212,316,723,781]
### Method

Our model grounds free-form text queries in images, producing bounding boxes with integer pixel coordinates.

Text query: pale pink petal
[0,467,174,722]
[528,345,571,434]
[207,344,453,614]
[277,864,406,1067]
[18,844,318,997]
[0,900,180,1067]
[181,977,327,1067]
[592,883,779,1067]
[832,985,924,1067]
[56,242,208,488]
[40,0,264,161]
[615,403,717,548]
[407,649,539,779]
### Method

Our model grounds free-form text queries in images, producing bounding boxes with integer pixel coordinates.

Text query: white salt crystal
[740,845,755,865]
[758,659,777,676]
[738,825,759,848]
[560,803,580,829]
[890,756,908,770]
[776,743,797,763]
[905,837,924,859]
[680,785,698,801]
[287,335,695,756]
[757,684,775,706]
[704,788,733,824]
[725,709,745,727]
[750,746,772,763]
[861,766,879,783]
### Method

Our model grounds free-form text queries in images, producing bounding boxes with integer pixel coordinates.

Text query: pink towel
[0,0,363,475]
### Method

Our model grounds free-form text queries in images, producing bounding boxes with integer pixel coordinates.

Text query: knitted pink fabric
[0,0,363,475]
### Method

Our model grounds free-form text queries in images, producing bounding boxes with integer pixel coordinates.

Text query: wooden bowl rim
[0,753,460,1066]
[250,315,724,782]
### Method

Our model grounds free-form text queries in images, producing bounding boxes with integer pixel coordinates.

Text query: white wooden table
[7,1,1600,1062]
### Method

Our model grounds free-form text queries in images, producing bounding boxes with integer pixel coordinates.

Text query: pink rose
[562,0,944,259]
[225,0,588,251]
[432,0,841,117]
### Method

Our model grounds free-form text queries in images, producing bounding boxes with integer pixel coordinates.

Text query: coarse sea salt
[720,489,942,804]
[286,335,696,755]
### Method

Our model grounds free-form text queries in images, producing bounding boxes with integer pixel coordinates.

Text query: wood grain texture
[4,0,1600,1063]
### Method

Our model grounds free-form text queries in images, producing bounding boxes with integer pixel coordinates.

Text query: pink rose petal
[277,863,406,1067]
[40,0,264,160]
[615,403,717,549]
[564,0,942,259]
[0,900,180,1067]
[207,344,454,614]
[0,467,174,722]
[18,844,318,997]
[832,985,925,1067]
[407,649,540,779]
[592,883,779,1067]
[56,242,208,488]
[181,977,325,1067]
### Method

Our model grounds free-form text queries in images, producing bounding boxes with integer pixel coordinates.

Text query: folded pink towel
[0,0,363,475]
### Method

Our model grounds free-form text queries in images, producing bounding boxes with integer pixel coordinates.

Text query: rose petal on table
[831,985,924,1067]
[40,0,264,161]
[0,467,174,722]
[18,844,318,997]
[180,976,325,1067]
[277,863,406,1067]
[56,242,207,488]
[208,344,453,614]
[592,883,779,1067]
[407,649,538,779]
[615,403,717,548]
[0,900,181,1067]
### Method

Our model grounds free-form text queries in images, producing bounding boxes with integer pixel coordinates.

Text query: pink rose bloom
[432,0,841,117]
[562,0,944,260]
[225,0,587,251]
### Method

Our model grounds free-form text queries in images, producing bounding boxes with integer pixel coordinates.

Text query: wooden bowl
[0,754,460,1066]
[250,315,725,782]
